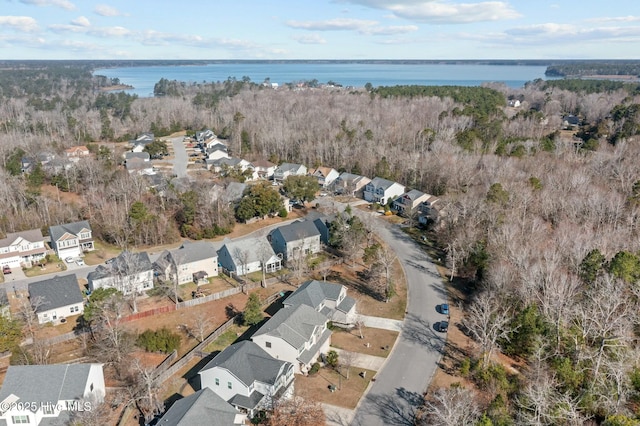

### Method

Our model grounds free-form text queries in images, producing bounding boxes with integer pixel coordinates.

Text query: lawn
[330,327,399,358]
[23,261,67,277]
[203,324,249,353]
[295,366,376,409]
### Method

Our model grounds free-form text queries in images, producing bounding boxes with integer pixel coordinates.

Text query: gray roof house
[28,274,84,324]
[217,237,282,277]
[0,363,105,426]
[251,303,331,374]
[156,387,246,426]
[199,340,294,417]
[392,189,432,216]
[332,172,371,198]
[49,220,94,260]
[154,241,219,285]
[0,228,47,269]
[284,280,357,327]
[268,219,321,262]
[273,163,307,183]
[87,251,154,294]
[363,177,406,205]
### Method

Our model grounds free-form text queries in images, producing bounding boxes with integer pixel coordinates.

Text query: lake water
[94,62,550,98]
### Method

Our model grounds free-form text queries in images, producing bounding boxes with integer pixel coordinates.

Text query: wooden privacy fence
[177,287,241,308]
[120,304,176,323]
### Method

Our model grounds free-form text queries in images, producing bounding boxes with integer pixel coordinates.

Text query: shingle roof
[0,364,96,405]
[171,241,218,264]
[49,220,91,243]
[284,280,343,309]
[275,163,304,173]
[219,237,276,265]
[0,229,44,248]
[200,340,290,388]
[157,388,240,426]
[28,274,83,313]
[369,177,399,191]
[270,220,320,243]
[402,189,428,202]
[253,304,327,350]
[87,251,152,281]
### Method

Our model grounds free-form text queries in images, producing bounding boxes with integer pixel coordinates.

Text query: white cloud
[343,0,520,24]
[586,15,640,23]
[19,0,75,11]
[292,33,327,44]
[94,4,127,17]
[0,16,39,32]
[71,16,90,27]
[286,18,417,35]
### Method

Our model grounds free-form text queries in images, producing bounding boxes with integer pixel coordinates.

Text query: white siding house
[154,241,219,285]
[49,221,94,260]
[87,251,154,294]
[217,237,282,277]
[28,274,84,325]
[0,229,47,269]
[363,177,405,205]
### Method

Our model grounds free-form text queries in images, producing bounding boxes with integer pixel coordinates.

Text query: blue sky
[2,0,639,59]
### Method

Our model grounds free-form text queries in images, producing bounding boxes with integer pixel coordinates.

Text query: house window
[90,383,94,392]
[265,342,271,348]
[12,415,30,424]
[215,378,219,386]
[227,382,232,389]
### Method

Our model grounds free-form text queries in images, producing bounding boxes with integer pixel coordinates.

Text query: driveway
[170,136,188,178]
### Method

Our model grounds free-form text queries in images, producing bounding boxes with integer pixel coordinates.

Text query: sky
[1,0,640,60]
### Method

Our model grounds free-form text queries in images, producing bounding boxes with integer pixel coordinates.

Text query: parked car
[440,303,449,315]
[76,259,85,266]
[2,265,11,275]
[436,321,449,333]
[105,258,115,264]
[65,257,75,263]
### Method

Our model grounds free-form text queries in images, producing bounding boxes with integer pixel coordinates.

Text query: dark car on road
[440,303,449,315]
[436,321,449,333]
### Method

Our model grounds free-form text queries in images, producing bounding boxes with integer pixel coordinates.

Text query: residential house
[0,228,47,269]
[224,182,247,205]
[284,280,357,327]
[20,156,35,174]
[250,159,276,180]
[206,143,230,161]
[268,220,321,262]
[199,340,294,417]
[64,145,90,162]
[124,152,154,174]
[49,220,94,260]
[206,157,253,176]
[332,173,371,198]
[309,166,340,188]
[156,388,246,426]
[129,132,154,147]
[87,251,154,294]
[0,363,105,426]
[363,177,406,205]
[273,163,307,183]
[252,303,331,374]
[154,241,219,285]
[42,158,74,175]
[418,196,442,226]
[196,129,216,143]
[217,237,281,277]
[28,274,84,324]
[393,189,432,216]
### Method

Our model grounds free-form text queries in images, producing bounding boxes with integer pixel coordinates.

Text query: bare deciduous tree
[421,386,480,426]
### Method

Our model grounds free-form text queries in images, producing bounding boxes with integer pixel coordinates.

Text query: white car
[76,259,85,266]
[65,257,75,263]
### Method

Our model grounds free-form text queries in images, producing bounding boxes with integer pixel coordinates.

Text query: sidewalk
[331,348,386,370]
[359,314,404,332]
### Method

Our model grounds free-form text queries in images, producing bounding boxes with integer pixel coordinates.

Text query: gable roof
[251,159,275,169]
[270,220,320,243]
[125,152,150,161]
[253,304,327,350]
[369,177,400,191]
[284,279,343,309]
[219,237,276,265]
[311,166,336,178]
[275,163,305,173]
[28,274,83,312]
[157,388,241,426]
[200,340,290,387]
[49,220,91,243]
[0,364,96,405]
[87,251,152,281]
[170,241,218,264]
[0,228,44,248]
[401,189,429,202]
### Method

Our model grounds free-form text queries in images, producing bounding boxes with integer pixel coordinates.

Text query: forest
[2,63,640,425]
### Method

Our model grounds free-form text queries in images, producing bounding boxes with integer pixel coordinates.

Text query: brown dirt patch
[295,366,375,409]
[330,327,398,358]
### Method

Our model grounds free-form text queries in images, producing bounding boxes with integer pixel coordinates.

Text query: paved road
[170,136,188,178]
[318,200,448,426]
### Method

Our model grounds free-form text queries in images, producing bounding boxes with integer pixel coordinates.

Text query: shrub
[308,362,321,375]
[137,327,181,353]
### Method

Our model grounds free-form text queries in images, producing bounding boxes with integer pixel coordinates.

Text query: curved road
[331,203,448,426]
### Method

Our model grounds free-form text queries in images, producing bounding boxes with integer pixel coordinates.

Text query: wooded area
[2,63,640,424]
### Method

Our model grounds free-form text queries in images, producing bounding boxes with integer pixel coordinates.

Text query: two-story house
[273,163,307,183]
[64,145,90,162]
[332,173,371,198]
[0,363,105,426]
[309,166,340,188]
[28,274,84,325]
[49,220,94,260]
[284,279,357,327]
[154,241,219,285]
[217,237,282,277]
[392,189,432,216]
[418,195,442,226]
[250,159,276,180]
[156,388,246,426]
[87,251,154,294]
[363,177,405,205]
[268,220,321,262]
[199,340,294,417]
[0,229,47,269]
[206,143,230,161]
[252,303,331,374]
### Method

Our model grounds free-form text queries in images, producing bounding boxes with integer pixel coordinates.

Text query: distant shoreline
[99,84,135,92]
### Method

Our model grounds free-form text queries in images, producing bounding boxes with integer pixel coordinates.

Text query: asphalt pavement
[170,136,188,178]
